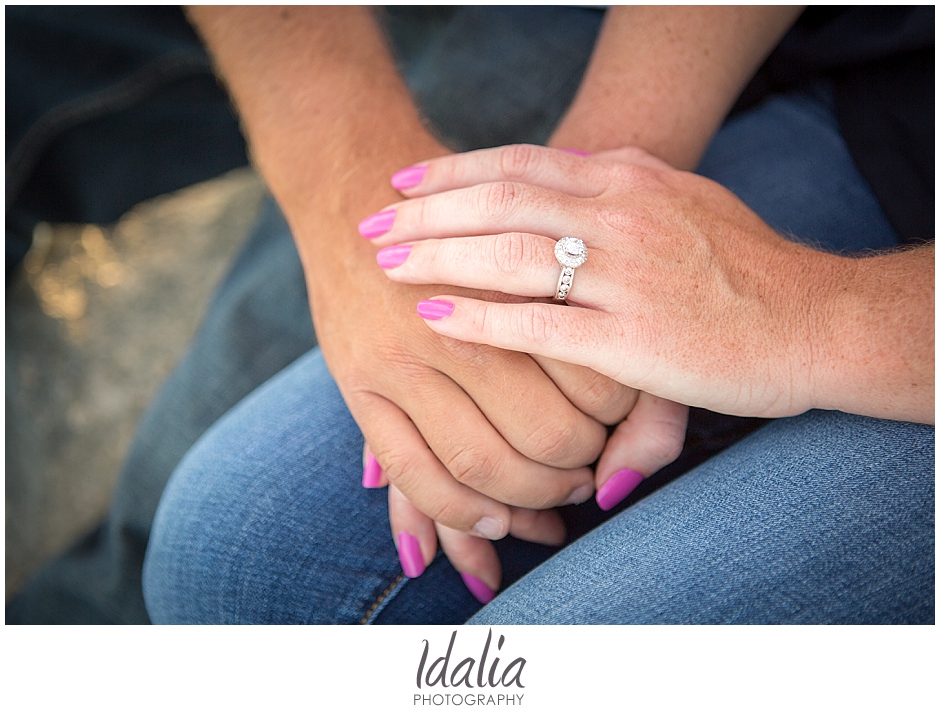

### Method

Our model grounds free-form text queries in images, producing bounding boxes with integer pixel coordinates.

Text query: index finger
[391,144,609,199]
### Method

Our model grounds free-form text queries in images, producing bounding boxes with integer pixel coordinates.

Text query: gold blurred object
[7,168,266,601]
[24,222,133,335]
[34,267,87,321]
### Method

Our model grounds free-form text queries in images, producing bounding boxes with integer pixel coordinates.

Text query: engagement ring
[553,237,587,302]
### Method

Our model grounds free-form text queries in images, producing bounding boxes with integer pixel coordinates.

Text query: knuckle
[603,316,656,385]
[477,181,521,222]
[511,304,557,345]
[522,412,581,465]
[434,329,494,364]
[354,341,428,384]
[444,444,502,492]
[379,447,418,488]
[490,232,532,276]
[498,144,542,179]
[615,162,650,187]
[340,358,393,400]
[424,238,452,278]
[595,202,645,237]
[412,196,432,231]
[578,373,638,424]
[619,147,654,166]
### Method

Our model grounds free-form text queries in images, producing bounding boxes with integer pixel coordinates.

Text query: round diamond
[562,275,571,284]
[554,237,587,268]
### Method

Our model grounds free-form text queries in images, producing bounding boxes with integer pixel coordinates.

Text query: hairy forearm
[549,5,803,169]
[814,245,934,424]
[186,7,443,268]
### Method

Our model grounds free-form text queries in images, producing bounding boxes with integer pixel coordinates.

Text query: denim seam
[360,573,406,625]
[6,50,214,207]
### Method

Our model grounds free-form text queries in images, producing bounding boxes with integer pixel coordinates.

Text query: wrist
[278,131,449,337]
[280,132,447,292]
[794,251,858,416]
[258,115,446,227]
[738,236,847,418]
[808,249,935,423]
[188,5,448,273]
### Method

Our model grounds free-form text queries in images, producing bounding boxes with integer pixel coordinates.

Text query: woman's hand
[369,144,852,419]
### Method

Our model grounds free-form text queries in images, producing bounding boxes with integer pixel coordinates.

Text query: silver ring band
[555,266,576,301]
[553,237,587,302]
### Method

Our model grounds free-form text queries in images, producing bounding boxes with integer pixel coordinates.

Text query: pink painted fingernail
[362,453,382,488]
[560,148,591,156]
[417,299,455,320]
[461,573,496,604]
[376,244,412,269]
[358,210,396,239]
[397,532,426,578]
[391,165,428,191]
[596,468,645,511]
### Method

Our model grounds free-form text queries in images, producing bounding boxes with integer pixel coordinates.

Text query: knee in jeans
[143,451,236,624]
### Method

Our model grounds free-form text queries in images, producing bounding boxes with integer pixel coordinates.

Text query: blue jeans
[142,82,934,623]
[471,410,934,624]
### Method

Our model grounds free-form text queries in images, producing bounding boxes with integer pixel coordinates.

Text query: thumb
[595,392,689,510]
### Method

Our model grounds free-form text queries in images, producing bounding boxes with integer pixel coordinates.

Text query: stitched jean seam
[362,550,448,624]
[360,574,406,625]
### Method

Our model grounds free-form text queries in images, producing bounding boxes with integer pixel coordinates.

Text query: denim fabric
[143,82,931,623]
[698,82,899,253]
[469,410,934,624]
[392,6,604,151]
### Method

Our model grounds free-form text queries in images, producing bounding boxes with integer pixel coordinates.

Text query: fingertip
[417,299,455,321]
[391,165,428,192]
[460,573,496,605]
[362,452,383,488]
[563,482,594,506]
[596,468,645,511]
[471,516,507,541]
[376,244,413,270]
[397,531,427,578]
[358,210,396,239]
[436,525,502,598]
[508,508,566,546]
[533,518,566,547]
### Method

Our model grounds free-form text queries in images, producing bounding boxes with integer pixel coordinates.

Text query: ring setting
[554,237,587,301]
